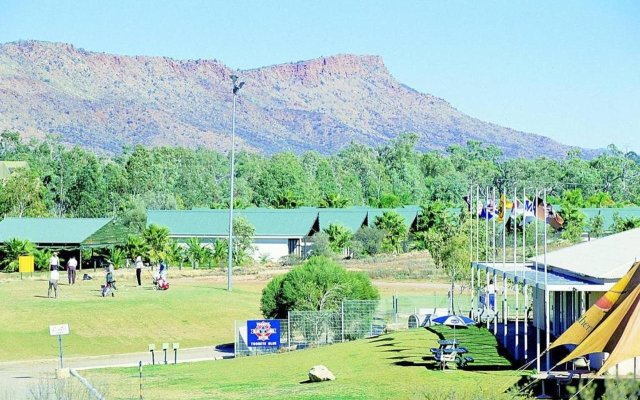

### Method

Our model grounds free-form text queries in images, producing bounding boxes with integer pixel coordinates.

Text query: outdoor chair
[571,356,590,371]
[438,351,457,370]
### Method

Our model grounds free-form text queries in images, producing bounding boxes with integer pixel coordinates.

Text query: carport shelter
[0,217,129,268]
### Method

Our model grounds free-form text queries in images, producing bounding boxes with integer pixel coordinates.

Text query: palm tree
[1,238,35,272]
[374,211,409,253]
[33,248,53,271]
[109,247,127,269]
[143,224,170,265]
[164,240,184,270]
[324,223,352,253]
[125,235,149,262]
[185,237,207,269]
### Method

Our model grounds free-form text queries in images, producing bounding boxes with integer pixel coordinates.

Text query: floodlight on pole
[227,74,245,292]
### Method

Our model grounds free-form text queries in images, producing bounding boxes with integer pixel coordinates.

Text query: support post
[341,301,345,343]
[503,273,507,347]
[287,312,291,351]
[58,334,64,369]
[493,270,498,335]
[139,361,143,400]
[524,284,528,360]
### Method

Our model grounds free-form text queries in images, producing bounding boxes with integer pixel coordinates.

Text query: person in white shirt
[49,252,60,271]
[67,256,78,285]
[135,256,143,286]
[48,267,60,298]
[486,279,496,310]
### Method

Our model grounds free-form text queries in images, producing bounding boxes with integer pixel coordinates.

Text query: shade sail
[550,262,640,350]
[553,261,640,375]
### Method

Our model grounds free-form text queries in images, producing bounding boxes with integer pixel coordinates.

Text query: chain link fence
[234,295,458,357]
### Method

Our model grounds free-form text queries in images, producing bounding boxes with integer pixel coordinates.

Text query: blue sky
[1,0,638,152]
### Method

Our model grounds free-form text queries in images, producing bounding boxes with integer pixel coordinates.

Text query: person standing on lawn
[49,252,60,271]
[48,266,59,298]
[135,256,143,286]
[67,256,78,285]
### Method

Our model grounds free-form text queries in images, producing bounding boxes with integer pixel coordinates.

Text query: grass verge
[83,328,528,399]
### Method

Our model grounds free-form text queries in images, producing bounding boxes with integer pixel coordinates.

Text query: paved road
[0,346,233,399]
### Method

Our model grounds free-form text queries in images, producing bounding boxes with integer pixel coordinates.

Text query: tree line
[0,130,639,234]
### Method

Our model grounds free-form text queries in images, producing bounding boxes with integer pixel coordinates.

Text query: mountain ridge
[0,40,597,158]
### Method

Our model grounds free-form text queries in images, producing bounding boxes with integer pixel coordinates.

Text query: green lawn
[84,328,527,399]
[0,272,263,361]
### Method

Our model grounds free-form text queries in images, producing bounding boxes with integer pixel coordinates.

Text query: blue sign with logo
[247,319,281,348]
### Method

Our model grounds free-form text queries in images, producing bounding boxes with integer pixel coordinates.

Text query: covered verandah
[470,260,611,370]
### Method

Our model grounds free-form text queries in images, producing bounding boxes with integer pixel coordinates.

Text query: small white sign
[49,324,70,336]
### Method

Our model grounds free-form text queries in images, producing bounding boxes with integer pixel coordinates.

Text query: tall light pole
[227,74,244,292]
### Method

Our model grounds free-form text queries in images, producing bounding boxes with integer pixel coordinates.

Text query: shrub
[260,256,379,319]
[352,226,385,256]
[324,223,352,253]
[374,211,408,253]
[309,231,333,258]
[0,238,35,272]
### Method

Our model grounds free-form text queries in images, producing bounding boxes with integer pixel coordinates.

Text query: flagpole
[492,187,497,335]
[476,185,480,276]
[514,185,519,361]
[535,188,541,373]
[476,185,481,317]
[485,186,489,263]
[485,187,490,329]
[523,186,528,361]
[469,186,474,320]
[502,188,507,347]
[544,189,550,371]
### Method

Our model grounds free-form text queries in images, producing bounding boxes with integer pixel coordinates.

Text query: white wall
[252,238,291,261]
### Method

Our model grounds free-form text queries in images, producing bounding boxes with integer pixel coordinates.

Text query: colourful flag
[497,194,513,223]
[520,198,536,226]
[534,197,564,229]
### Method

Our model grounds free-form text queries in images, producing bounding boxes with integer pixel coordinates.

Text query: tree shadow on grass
[387,355,410,360]
[392,360,431,368]
[368,336,394,343]
[375,343,396,347]
[382,348,409,353]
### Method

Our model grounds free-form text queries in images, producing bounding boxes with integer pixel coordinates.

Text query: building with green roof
[148,206,420,261]
[0,217,130,269]
[580,208,640,233]
[147,209,319,261]
[366,207,419,230]
[0,217,128,248]
[317,208,368,233]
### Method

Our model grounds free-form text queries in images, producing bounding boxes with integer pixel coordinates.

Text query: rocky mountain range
[0,40,595,158]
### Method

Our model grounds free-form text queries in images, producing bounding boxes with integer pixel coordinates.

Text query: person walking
[486,279,496,311]
[67,256,78,285]
[135,256,143,286]
[49,252,60,271]
[48,267,59,298]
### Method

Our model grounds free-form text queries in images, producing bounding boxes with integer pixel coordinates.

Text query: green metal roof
[367,207,419,229]
[580,207,640,231]
[147,209,319,238]
[318,209,368,233]
[0,218,118,245]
